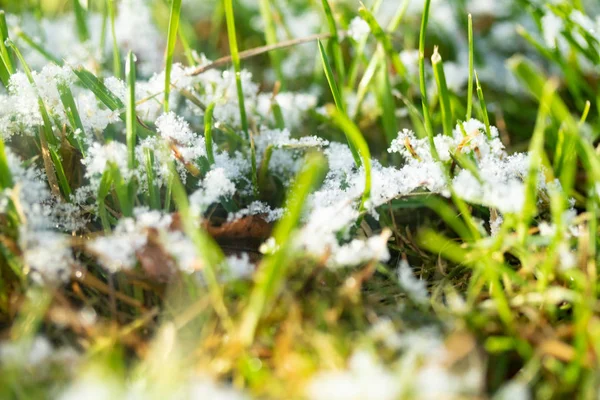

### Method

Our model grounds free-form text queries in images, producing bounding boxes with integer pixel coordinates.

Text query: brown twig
[188,32,332,76]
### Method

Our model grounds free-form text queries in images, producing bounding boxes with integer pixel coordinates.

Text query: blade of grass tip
[321,0,345,85]
[0,11,15,75]
[107,0,121,79]
[204,101,216,165]
[164,0,182,113]
[518,79,557,243]
[168,162,233,332]
[239,152,326,345]
[318,40,361,166]
[72,0,90,42]
[73,66,125,111]
[259,0,285,89]
[326,104,371,216]
[418,0,439,160]
[431,47,453,137]
[466,14,474,120]
[474,71,491,139]
[358,4,406,78]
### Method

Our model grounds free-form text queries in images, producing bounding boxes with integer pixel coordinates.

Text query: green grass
[1,0,600,399]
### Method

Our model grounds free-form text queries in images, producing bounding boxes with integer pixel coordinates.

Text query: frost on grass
[0,0,596,398]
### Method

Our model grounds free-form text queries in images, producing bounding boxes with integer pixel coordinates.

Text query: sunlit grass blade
[223,0,258,195]
[97,167,113,233]
[143,148,160,210]
[204,101,216,165]
[518,80,557,242]
[358,5,406,78]
[0,138,13,190]
[418,0,438,159]
[239,152,326,345]
[259,0,284,88]
[6,40,70,200]
[321,0,345,84]
[466,14,474,120]
[58,83,87,155]
[15,29,62,65]
[0,11,15,76]
[48,147,73,201]
[107,0,121,79]
[111,163,133,218]
[168,162,233,332]
[326,105,371,215]
[164,0,182,113]
[375,58,398,144]
[319,40,361,166]
[72,0,90,42]
[223,0,249,140]
[126,51,137,170]
[431,48,453,137]
[474,72,491,139]
[126,51,138,210]
[73,66,125,111]
[318,40,345,113]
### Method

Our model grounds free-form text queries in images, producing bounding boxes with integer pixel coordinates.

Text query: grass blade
[239,152,327,345]
[318,40,361,166]
[143,148,161,210]
[431,47,453,137]
[418,0,438,159]
[72,0,90,42]
[321,0,345,84]
[0,11,15,75]
[107,0,121,79]
[474,72,491,139]
[259,0,284,88]
[58,83,87,155]
[168,162,233,332]
[0,138,13,189]
[164,0,182,113]
[223,0,249,140]
[358,5,406,78]
[73,66,125,111]
[326,104,371,215]
[466,14,474,120]
[126,51,137,170]
[204,101,216,165]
